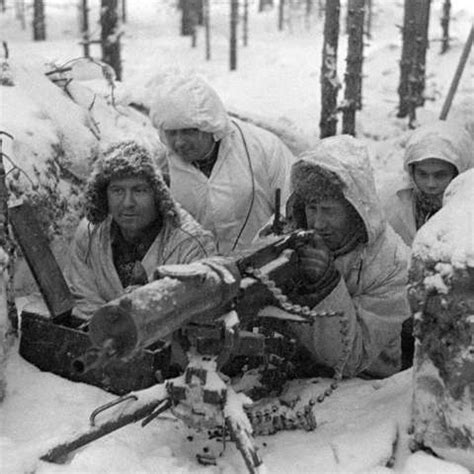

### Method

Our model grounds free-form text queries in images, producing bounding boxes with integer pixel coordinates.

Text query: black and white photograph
[0,1,473,472]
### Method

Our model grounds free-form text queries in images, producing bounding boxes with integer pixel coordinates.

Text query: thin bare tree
[397,0,431,127]
[342,0,365,136]
[319,0,341,138]
[230,0,239,70]
[101,0,122,81]
[204,0,211,60]
[33,0,46,41]
[440,0,451,54]
[121,0,127,23]
[243,0,249,47]
[305,0,313,29]
[259,0,274,12]
[181,0,200,36]
[0,133,18,338]
[15,0,26,30]
[365,0,372,39]
[81,0,90,58]
[278,0,285,31]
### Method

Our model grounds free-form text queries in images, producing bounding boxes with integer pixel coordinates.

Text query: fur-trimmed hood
[84,141,180,226]
[149,74,233,143]
[289,135,384,246]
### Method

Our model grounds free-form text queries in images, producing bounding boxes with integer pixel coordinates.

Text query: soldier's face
[412,158,457,196]
[107,176,157,240]
[305,199,353,250]
[164,128,215,163]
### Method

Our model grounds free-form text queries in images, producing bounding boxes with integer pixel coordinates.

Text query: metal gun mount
[40,231,327,472]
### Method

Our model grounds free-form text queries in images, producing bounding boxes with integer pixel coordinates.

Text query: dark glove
[295,233,340,304]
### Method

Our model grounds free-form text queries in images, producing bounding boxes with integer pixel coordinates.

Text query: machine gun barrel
[85,257,241,364]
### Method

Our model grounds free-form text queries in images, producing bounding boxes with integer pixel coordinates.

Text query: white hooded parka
[383,121,474,246]
[66,209,217,319]
[150,75,296,255]
[287,136,411,378]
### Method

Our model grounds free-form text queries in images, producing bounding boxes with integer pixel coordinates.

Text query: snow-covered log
[0,59,166,293]
[408,169,474,471]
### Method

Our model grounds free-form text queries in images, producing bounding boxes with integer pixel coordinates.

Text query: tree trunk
[317,0,324,19]
[121,0,126,23]
[305,0,313,29]
[319,0,341,138]
[204,0,211,60]
[191,25,197,48]
[408,173,474,472]
[181,0,199,36]
[15,0,26,30]
[0,136,19,401]
[230,0,239,71]
[0,259,9,401]
[259,0,273,12]
[81,0,90,58]
[0,139,8,402]
[101,0,122,81]
[342,0,365,136]
[397,0,431,126]
[181,0,192,35]
[365,0,372,39]
[33,0,46,41]
[440,0,451,54]
[196,0,204,26]
[243,0,248,47]
[278,0,285,31]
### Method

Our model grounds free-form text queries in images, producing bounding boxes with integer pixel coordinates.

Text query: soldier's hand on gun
[297,233,339,291]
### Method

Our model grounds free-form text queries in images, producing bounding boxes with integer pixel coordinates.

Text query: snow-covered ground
[0,1,473,473]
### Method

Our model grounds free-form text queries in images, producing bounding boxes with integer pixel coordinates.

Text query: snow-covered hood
[290,135,384,246]
[404,120,473,175]
[149,74,232,142]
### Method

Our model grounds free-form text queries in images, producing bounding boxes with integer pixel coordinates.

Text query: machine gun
[40,229,339,472]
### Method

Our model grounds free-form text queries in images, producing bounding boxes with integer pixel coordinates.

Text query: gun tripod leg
[141,398,172,427]
[89,394,138,427]
[225,416,263,474]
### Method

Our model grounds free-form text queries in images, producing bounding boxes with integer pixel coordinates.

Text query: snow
[1,0,474,473]
[413,169,474,269]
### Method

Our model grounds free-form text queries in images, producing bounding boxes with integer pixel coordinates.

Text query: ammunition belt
[245,266,352,401]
